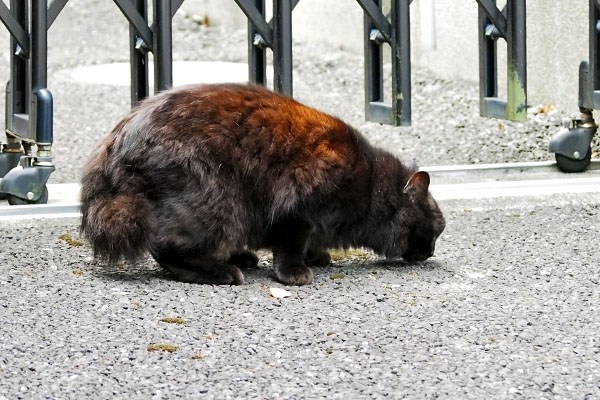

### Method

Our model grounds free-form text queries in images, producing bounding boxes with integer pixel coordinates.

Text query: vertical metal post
[9,0,28,114]
[31,0,53,147]
[30,0,47,91]
[478,1,498,117]
[364,0,383,117]
[589,0,600,109]
[153,0,173,93]
[248,0,267,85]
[130,0,149,106]
[272,0,293,96]
[6,0,28,141]
[391,0,411,126]
[506,0,526,121]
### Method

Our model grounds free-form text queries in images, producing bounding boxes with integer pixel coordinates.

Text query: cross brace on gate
[113,0,185,106]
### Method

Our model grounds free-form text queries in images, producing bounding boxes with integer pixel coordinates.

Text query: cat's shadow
[90,257,447,286]
[313,258,446,278]
[87,259,169,284]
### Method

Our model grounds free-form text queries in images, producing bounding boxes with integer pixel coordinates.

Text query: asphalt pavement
[1,188,599,399]
[1,1,599,399]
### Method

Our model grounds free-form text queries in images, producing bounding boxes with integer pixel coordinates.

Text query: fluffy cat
[80,83,445,285]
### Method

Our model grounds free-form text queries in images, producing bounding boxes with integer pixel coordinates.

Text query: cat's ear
[402,171,430,202]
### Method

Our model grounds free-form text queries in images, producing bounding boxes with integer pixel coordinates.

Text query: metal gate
[0,0,548,206]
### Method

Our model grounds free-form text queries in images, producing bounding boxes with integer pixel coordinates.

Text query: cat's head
[386,171,445,262]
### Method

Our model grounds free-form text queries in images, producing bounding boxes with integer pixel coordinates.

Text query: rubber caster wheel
[7,186,49,205]
[555,148,592,173]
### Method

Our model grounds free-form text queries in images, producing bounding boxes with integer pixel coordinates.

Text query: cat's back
[146,83,351,143]
[117,83,361,169]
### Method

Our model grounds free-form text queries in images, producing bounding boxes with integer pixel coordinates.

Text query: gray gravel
[2,0,598,184]
[1,194,599,398]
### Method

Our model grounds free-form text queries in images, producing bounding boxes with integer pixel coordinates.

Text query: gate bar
[153,0,173,92]
[272,0,293,95]
[237,0,299,95]
[477,0,527,121]
[358,0,412,126]
[248,0,266,85]
[130,0,149,106]
[584,0,600,109]
[0,2,29,54]
[114,0,183,105]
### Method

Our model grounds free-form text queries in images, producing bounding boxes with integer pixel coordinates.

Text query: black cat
[80,83,445,285]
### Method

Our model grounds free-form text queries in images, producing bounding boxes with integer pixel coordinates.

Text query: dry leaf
[147,344,179,353]
[58,233,84,247]
[160,317,186,325]
[269,287,292,298]
[528,104,556,115]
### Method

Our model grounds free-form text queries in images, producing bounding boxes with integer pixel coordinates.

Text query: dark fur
[80,83,445,285]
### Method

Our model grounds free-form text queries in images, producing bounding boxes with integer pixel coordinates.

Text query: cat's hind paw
[275,265,313,286]
[164,263,245,285]
[228,250,259,269]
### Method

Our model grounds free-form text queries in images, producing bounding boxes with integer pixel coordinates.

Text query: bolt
[253,33,267,49]
[573,151,581,159]
[485,24,503,40]
[14,45,25,58]
[369,29,385,44]
[135,37,149,53]
[26,192,34,200]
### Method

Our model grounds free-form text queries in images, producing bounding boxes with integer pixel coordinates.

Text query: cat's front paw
[275,265,314,286]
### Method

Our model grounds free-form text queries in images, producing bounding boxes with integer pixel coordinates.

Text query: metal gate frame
[0,0,540,203]
[0,0,68,204]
